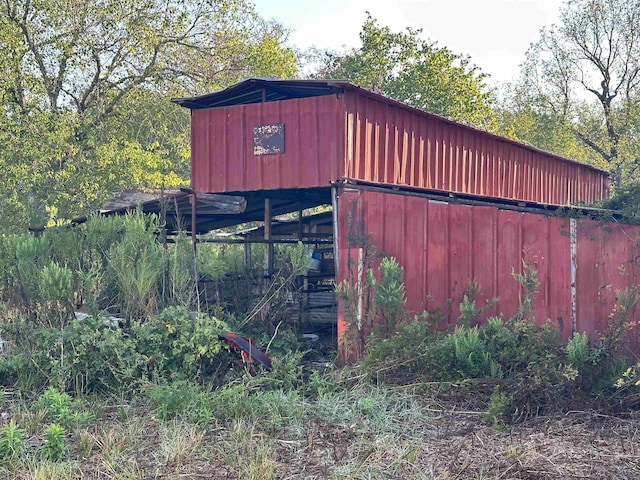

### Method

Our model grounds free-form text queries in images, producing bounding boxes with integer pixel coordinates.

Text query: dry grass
[1,382,639,480]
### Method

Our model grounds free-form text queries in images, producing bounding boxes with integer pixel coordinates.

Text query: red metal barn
[336,184,640,352]
[174,78,640,353]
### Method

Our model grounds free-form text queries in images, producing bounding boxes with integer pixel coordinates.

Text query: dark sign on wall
[253,123,285,155]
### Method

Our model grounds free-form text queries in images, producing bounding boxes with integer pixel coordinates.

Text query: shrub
[63,316,142,394]
[361,309,446,380]
[484,387,512,426]
[133,306,228,381]
[147,381,196,421]
[34,388,74,426]
[0,421,25,465]
[107,212,163,322]
[336,243,410,358]
[566,332,590,369]
[41,423,67,462]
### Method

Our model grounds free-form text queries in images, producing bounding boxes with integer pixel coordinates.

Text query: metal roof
[172,78,350,110]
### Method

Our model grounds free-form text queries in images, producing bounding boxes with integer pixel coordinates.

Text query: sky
[251,0,565,87]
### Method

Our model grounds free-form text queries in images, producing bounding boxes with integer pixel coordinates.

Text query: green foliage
[601,287,639,356]
[38,262,74,325]
[147,382,196,422]
[336,236,409,358]
[374,257,407,339]
[511,260,540,322]
[162,232,197,309]
[0,0,298,228]
[0,421,25,465]
[458,280,500,327]
[208,384,304,430]
[508,0,640,181]
[40,423,67,462]
[615,364,640,390]
[147,380,305,433]
[63,316,142,394]
[450,326,494,378]
[484,387,512,427]
[600,182,640,223]
[566,332,590,370]
[32,388,92,429]
[495,91,601,167]
[197,243,261,315]
[249,350,306,392]
[133,306,228,381]
[0,307,229,394]
[107,211,163,322]
[317,14,496,129]
[34,389,74,426]
[307,369,338,398]
[360,261,640,420]
[361,309,446,377]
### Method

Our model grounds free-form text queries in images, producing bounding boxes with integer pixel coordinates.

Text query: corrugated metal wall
[342,92,610,205]
[336,187,640,350]
[190,95,344,193]
[190,90,610,205]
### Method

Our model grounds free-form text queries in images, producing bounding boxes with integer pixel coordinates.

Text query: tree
[514,0,640,183]
[313,14,496,129]
[0,0,298,230]
[495,84,602,166]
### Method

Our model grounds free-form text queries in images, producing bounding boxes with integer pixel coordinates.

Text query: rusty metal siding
[342,92,610,205]
[336,187,640,350]
[190,88,609,204]
[190,95,344,193]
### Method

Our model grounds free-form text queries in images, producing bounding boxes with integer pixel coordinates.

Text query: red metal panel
[189,83,609,204]
[496,209,522,318]
[574,219,640,341]
[341,92,609,205]
[449,203,473,319]
[575,219,602,336]
[521,213,551,323]
[190,95,343,193]
[471,206,499,320]
[547,219,572,341]
[426,201,449,313]
[336,186,640,354]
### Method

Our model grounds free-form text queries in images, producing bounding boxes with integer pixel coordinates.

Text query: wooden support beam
[191,192,197,250]
[264,198,274,276]
[244,238,252,269]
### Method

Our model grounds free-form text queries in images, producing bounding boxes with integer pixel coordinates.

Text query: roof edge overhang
[171,77,350,110]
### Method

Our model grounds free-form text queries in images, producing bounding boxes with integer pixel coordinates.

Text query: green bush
[107,212,163,322]
[40,423,67,462]
[484,387,512,426]
[0,421,25,465]
[566,332,590,369]
[133,306,228,381]
[63,316,142,394]
[361,310,446,379]
[147,381,196,421]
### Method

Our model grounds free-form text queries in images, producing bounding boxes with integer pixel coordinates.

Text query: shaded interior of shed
[197,187,338,338]
[136,186,340,341]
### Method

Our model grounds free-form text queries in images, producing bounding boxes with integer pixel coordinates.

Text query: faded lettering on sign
[253,123,285,155]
